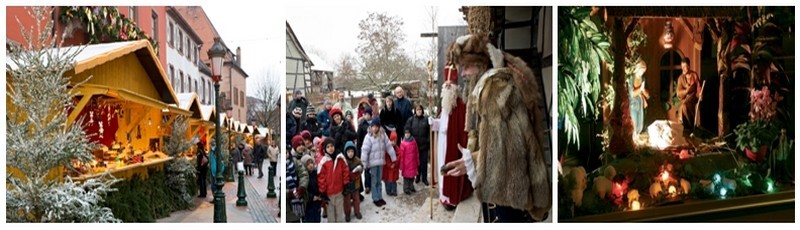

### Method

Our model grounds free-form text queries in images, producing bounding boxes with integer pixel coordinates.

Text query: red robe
[441,98,473,206]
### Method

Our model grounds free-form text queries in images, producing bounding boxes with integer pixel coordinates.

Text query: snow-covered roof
[308,53,334,72]
[176,93,196,111]
[200,105,216,121]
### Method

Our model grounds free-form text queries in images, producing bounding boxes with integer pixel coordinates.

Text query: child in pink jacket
[398,127,420,195]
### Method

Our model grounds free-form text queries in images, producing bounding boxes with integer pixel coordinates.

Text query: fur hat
[447,34,492,69]
[330,107,343,118]
[291,135,305,150]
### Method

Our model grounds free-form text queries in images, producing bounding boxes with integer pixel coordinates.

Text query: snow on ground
[319,177,455,223]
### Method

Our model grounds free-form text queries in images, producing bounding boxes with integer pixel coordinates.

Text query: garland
[58,6,159,54]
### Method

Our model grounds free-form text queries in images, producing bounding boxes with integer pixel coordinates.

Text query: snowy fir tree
[163,116,197,208]
[5,7,120,222]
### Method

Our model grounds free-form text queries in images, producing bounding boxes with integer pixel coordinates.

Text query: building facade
[176,6,249,122]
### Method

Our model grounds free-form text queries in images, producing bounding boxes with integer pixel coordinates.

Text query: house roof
[176,92,203,119]
[308,53,333,72]
[7,40,178,105]
[285,21,313,65]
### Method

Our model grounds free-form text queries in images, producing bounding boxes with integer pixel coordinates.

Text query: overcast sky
[203,2,284,97]
[286,5,467,70]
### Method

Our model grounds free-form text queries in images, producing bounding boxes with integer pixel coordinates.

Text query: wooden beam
[125,108,152,134]
[67,94,95,125]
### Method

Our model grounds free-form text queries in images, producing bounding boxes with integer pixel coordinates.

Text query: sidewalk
[157,167,280,223]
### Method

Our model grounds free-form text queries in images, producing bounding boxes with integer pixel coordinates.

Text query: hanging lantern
[663,20,674,49]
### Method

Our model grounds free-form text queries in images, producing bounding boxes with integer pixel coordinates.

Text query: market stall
[54,40,181,180]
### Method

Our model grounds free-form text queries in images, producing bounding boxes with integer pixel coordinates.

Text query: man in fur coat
[435,64,473,210]
[442,33,551,222]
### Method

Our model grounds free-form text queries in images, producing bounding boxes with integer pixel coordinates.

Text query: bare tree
[334,54,360,89]
[250,77,281,131]
[356,12,421,93]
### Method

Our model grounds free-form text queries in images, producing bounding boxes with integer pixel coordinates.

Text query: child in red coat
[398,127,420,194]
[317,138,349,222]
[382,130,400,196]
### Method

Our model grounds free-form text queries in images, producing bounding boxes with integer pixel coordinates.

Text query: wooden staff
[428,61,435,220]
[694,80,706,127]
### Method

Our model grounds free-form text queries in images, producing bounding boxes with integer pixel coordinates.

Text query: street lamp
[208,37,227,223]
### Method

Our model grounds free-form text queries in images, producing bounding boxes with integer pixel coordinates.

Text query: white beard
[441,84,459,115]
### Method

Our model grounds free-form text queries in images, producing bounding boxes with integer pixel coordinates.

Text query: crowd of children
[285,88,430,223]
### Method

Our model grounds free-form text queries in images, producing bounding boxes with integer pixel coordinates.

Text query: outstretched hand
[444,144,469,177]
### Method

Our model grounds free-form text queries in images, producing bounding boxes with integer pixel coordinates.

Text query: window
[168,21,174,48]
[240,91,244,108]
[234,87,238,106]
[178,31,184,54]
[186,37,191,59]
[151,10,158,49]
[194,80,198,94]
[128,6,137,24]
[660,49,683,113]
[180,71,184,93]
[202,79,206,103]
[169,65,175,89]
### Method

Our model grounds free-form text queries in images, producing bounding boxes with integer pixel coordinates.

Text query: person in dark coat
[318,99,333,137]
[254,137,267,178]
[301,106,323,138]
[357,107,374,194]
[379,96,401,145]
[288,89,310,125]
[329,107,357,154]
[286,107,303,149]
[196,141,208,198]
[394,86,414,138]
[405,104,430,185]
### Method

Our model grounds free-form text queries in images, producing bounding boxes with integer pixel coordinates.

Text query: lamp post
[208,37,227,223]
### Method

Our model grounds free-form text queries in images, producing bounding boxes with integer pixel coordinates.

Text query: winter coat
[357,97,369,118]
[330,120,357,153]
[405,115,430,150]
[301,117,323,138]
[360,131,396,169]
[254,144,266,163]
[356,118,371,155]
[382,131,400,182]
[268,145,279,162]
[317,153,349,196]
[343,141,364,194]
[208,147,224,177]
[286,111,299,148]
[232,147,244,163]
[380,106,401,132]
[469,53,551,220]
[288,97,310,124]
[243,145,254,165]
[398,137,419,178]
[317,109,332,136]
[394,97,413,128]
[285,153,309,222]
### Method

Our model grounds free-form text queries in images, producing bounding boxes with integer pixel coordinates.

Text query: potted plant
[734,120,777,161]
[734,86,781,162]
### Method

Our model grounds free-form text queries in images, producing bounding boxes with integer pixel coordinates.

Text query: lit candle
[661,170,670,183]
[631,200,642,211]
[668,185,677,196]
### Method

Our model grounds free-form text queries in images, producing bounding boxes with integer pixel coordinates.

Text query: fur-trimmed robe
[469,53,551,220]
